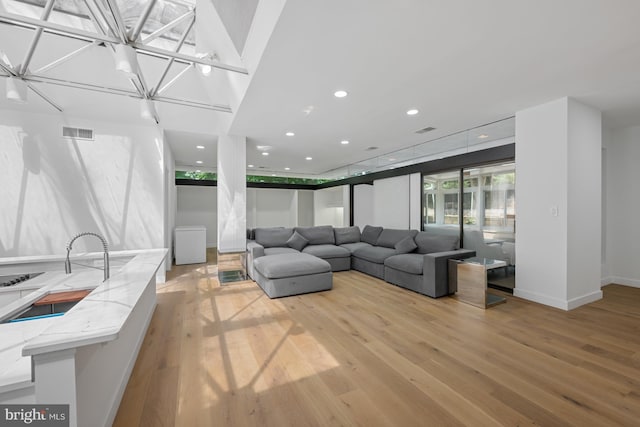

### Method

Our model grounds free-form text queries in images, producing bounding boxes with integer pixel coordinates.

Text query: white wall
[217,135,246,253]
[374,175,410,228]
[297,190,314,226]
[409,173,422,230]
[176,186,218,247]
[314,186,346,226]
[0,109,165,257]
[353,184,374,228]
[605,126,640,287]
[247,188,298,227]
[515,97,602,310]
[163,135,176,269]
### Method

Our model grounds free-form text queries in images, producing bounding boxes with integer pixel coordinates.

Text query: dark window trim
[176,144,515,192]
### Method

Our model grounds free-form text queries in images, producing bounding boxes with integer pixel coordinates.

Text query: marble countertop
[0,249,166,395]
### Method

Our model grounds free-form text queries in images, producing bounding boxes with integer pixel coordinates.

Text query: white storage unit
[174,226,207,265]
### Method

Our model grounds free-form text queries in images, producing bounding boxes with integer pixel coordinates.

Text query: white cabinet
[175,226,207,265]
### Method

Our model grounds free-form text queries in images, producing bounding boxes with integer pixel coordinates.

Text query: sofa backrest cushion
[415,232,459,254]
[361,225,383,245]
[376,229,418,249]
[255,227,294,248]
[334,226,361,245]
[395,236,418,254]
[294,225,335,245]
[287,231,309,251]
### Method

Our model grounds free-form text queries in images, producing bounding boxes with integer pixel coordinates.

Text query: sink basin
[4,290,91,323]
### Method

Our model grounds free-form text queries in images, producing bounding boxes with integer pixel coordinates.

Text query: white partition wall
[314,186,346,226]
[353,184,374,229]
[176,186,218,248]
[409,173,422,230]
[247,188,298,227]
[297,190,314,226]
[374,175,410,228]
[515,97,602,310]
[604,126,640,288]
[217,135,246,253]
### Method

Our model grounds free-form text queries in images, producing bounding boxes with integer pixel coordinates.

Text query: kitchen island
[0,249,167,427]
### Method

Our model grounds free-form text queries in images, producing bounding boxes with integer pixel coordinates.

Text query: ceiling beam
[21,74,231,112]
[20,0,56,75]
[132,43,248,74]
[130,0,158,42]
[157,63,192,95]
[152,16,195,96]
[0,13,248,74]
[25,82,63,112]
[0,11,119,43]
[83,0,117,37]
[34,42,98,74]
[103,0,129,43]
[141,10,194,44]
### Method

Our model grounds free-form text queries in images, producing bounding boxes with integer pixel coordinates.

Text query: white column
[515,97,602,310]
[217,135,246,253]
[409,173,422,230]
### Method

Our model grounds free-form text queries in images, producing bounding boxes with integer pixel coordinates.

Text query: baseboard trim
[606,276,640,288]
[513,288,603,311]
[601,276,614,286]
[513,289,568,310]
[567,290,603,310]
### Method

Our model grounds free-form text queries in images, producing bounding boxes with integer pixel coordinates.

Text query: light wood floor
[114,254,640,426]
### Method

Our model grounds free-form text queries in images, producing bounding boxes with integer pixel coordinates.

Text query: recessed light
[195,169,201,172]
[196,145,205,149]
[248,164,254,168]
[478,134,489,139]
[196,160,203,164]
[272,174,276,177]
[406,109,419,116]
[341,140,349,145]
[285,167,290,170]
[262,152,269,156]
[286,132,295,137]
[305,157,312,160]
[334,90,348,98]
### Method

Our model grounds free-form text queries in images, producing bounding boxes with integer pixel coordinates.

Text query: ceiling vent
[62,126,94,140]
[415,126,436,134]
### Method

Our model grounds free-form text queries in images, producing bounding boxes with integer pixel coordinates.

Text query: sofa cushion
[352,245,397,263]
[384,254,424,275]
[334,226,361,245]
[376,229,419,249]
[294,225,335,245]
[415,232,459,254]
[264,247,300,256]
[395,236,417,254]
[302,244,350,259]
[254,253,331,279]
[340,242,371,254]
[287,231,309,251]
[255,227,294,248]
[361,225,383,245]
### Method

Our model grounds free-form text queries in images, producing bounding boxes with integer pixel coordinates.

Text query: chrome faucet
[64,232,110,282]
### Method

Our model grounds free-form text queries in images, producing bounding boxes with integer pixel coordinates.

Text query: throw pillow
[361,225,383,245]
[334,226,361,245]
[395,236,418,254]
[287,231,309,251]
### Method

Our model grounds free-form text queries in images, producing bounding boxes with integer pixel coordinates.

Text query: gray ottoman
[252,253,333,298]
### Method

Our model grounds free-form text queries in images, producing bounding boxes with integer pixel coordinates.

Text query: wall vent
[415,126,436,134]
[62,126,94,140]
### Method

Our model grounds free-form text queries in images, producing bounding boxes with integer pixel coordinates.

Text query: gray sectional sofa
[247,224,475,298]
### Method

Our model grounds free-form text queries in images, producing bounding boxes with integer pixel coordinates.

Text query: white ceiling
[3,0,640,177]
[229,0,640,175]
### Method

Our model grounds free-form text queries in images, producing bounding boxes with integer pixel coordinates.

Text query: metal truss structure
[0,0,247,122]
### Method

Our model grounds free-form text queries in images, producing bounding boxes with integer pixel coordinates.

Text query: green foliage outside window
[176,171,330,185]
